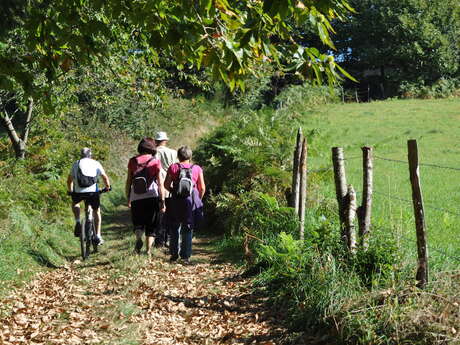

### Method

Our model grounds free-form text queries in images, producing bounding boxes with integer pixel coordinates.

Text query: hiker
[125,138,165,256]
[164,146,205,264]
[154,131,178,248]
[67,147,111,244]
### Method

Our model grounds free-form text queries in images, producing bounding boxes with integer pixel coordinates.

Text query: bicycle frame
[75,187,110,260]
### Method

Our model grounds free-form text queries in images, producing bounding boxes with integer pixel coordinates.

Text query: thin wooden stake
[345,185,357,253]
[332,147,348,241]
[408,139,428,289]
[358,146,373,251]
[298,137,307,241]
[290,128,303,212]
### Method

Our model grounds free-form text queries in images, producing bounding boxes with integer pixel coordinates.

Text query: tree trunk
[0,97,33,159]
[22,97,34,145]
[380,65,386,99]
[0,110,25,159]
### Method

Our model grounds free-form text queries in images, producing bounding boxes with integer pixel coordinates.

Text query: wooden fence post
[290,128,303,212]
[345,185,357,253]
[358,146,373,251]
[298,137,307,241]
[332,147,348,241]
[407,139,428,288]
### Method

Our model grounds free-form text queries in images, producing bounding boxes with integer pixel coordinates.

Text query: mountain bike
[79,187,111,260]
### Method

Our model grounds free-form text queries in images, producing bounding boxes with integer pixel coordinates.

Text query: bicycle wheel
[80,222,86,260]
[84,220,92,259]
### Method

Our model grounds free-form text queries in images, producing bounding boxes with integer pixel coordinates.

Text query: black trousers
[131,197,160,237]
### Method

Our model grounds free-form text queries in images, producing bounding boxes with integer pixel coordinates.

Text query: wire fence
[374,223,460,264]
[335,151,460,267]
[375,154,460,172]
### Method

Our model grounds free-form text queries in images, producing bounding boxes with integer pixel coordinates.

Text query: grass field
[300,98,460,273]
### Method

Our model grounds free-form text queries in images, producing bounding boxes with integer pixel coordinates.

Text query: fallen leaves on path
[0,247,288,345]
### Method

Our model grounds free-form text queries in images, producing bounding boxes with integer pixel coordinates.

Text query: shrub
[400,78,460,99]
[350,236,400,288]
[273,83,340,110]
[209,191,299,239]
[194,109,300,199]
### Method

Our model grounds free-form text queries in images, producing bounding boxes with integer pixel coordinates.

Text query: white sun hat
[155,131,169,141]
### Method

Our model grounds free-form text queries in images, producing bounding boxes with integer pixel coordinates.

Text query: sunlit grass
[301,98,460,272]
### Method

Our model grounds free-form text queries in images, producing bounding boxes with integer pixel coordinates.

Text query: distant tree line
[332,0,460,99]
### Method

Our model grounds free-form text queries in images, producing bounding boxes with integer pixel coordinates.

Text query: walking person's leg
[145,233,155,257]
[180,224,193,262]
[131,199,145,254]
[154,213,165,248]
[90,194,103,244]
[145,197,160,257]
[169,223,181,261]
[71,194,83,237]
[94,208,102,242]
[134,227,144,254]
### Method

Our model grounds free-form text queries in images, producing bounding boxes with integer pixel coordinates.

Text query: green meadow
[301,98,460,272]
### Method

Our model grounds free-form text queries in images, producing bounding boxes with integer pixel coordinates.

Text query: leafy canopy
[0,0,353,97]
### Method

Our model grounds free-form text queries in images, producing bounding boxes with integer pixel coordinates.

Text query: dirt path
[0,205,299,345]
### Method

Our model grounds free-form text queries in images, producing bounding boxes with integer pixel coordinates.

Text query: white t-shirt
[70,158,105,193]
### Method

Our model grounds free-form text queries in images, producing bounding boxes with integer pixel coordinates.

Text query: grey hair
[177,146,192,161]
[80,147,92,158]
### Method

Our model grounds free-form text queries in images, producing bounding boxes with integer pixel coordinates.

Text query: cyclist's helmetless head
[80,147,92,158]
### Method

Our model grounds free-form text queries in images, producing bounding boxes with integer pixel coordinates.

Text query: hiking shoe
[135,239,143,254]
[169,255,178,263]
[93,235,104,246]
[74,223,82,237]
[182,258,191,265]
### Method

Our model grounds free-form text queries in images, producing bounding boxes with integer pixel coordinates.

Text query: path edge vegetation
[194,90,460,344]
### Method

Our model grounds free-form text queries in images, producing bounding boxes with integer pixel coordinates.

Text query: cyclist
[154,131,177,247]
[67,147,111,245]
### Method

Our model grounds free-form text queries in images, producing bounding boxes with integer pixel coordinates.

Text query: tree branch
[21,97,33,144]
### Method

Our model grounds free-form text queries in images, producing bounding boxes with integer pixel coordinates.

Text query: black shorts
[72,192,100,210]
[131,197,160,237]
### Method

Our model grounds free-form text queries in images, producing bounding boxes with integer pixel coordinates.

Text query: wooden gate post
[345,185,357,253]
[408,139,428,288]
[298,137,307,241]
[290,128,303,212]
[358,146,373,251]
[332,147,348,241]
